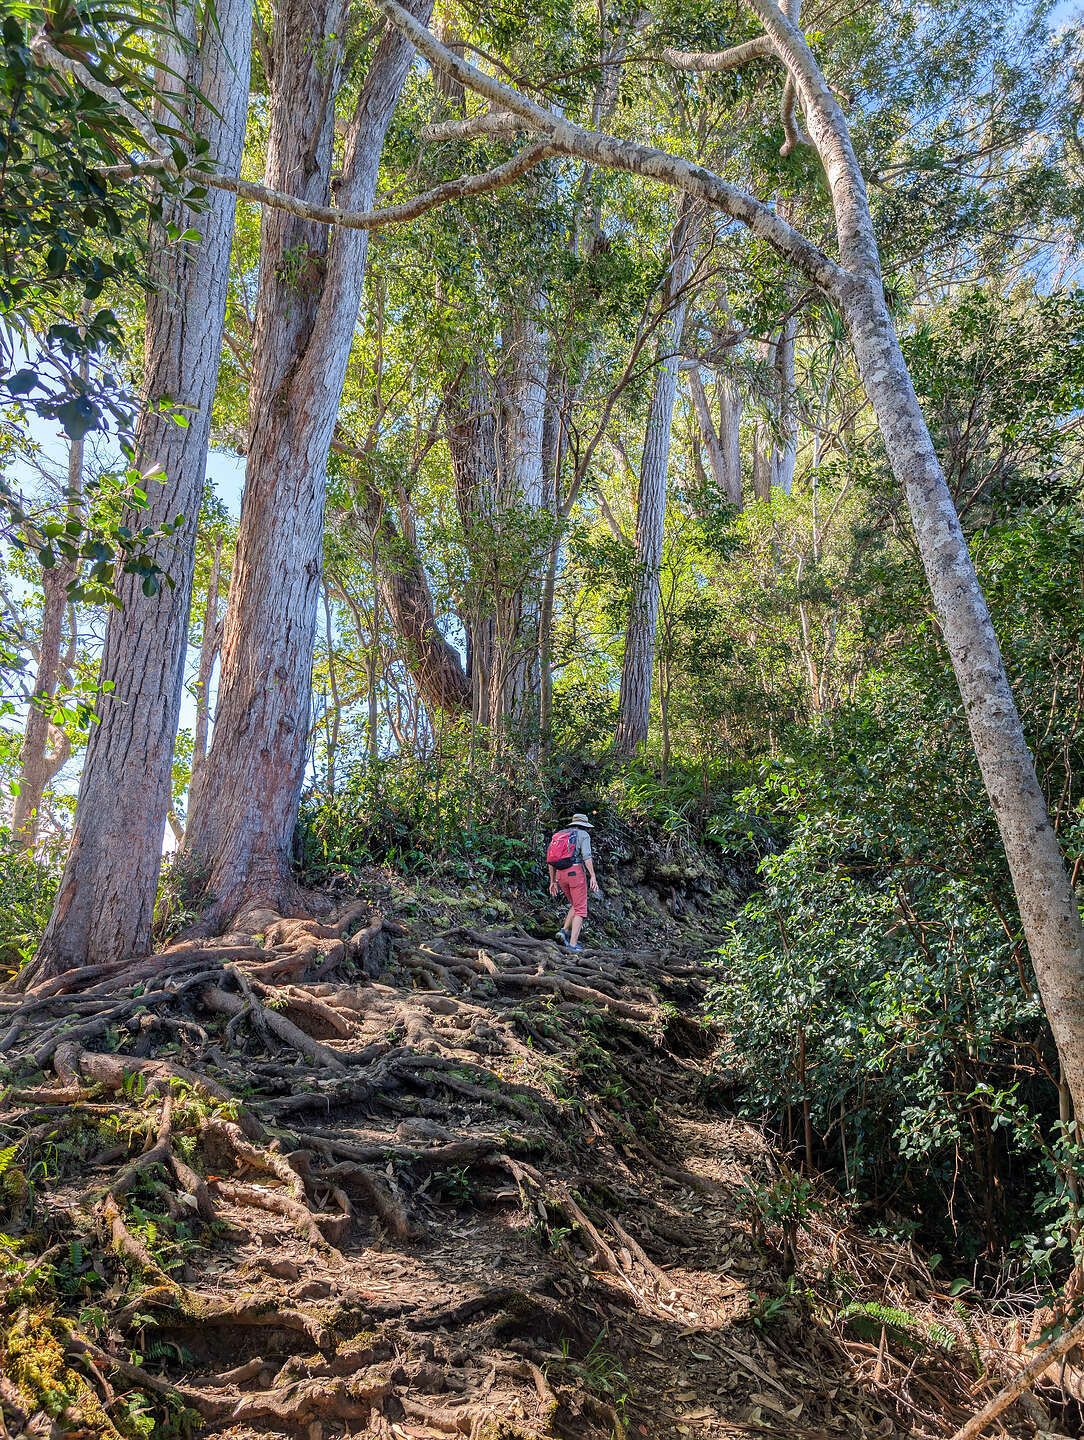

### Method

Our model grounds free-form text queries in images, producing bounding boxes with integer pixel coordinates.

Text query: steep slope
[0,873,1063,1439]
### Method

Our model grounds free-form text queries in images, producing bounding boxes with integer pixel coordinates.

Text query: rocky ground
[0,862,1074,1439]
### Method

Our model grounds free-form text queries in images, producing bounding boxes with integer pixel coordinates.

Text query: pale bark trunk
[743,0,1084,1117]
[771,316,797,495]
[753,320,796,499]
[538,364,565,742]
[12,569,73,849]
[189,532,224,814]
[182,0,432,927]
[368,566,381,766]
[615,215,696,755]
[321,584,341,794]
[28,0,250,981]
[688,367,741,506]
[719,378,743,506]
[13,394,85,850]
[494,306,548,730]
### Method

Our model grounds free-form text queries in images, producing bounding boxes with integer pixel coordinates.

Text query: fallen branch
[950,1310,1084,1439]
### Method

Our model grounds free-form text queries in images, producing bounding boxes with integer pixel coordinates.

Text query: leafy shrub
[0,843,60,979]
[297,731,557,882]
[708,687,1080,1275]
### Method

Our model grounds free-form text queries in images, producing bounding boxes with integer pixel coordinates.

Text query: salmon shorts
[557,864,588,918]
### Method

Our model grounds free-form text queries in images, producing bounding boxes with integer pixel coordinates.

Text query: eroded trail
[0,884,1034,1439]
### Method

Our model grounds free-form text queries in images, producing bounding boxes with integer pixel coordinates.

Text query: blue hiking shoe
[567,942,583,952]
[555,929,570,946]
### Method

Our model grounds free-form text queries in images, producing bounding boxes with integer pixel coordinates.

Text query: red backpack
[546,829,578,871]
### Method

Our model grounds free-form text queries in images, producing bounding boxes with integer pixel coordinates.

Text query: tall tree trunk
[446,357,498,730]
[753,319,797,500]
[771,315,797,495]
[742,0,1084,1116]
[182,0,432,927]
[614,213,696,755]
[847,293,1084,1113]
[492,305,548,732]
[27,0,250,982]
[11,567,74,850]
[688,367,741,506]
[189,532,224,815]
[537,365,565,743]
[719,377,743,506]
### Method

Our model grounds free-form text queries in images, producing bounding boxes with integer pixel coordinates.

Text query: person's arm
[548,862,559,896]
[581,833,599,892]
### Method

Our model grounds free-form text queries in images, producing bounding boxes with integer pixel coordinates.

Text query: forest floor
[0,861,1072,1440]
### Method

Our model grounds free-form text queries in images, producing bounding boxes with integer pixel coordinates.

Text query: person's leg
[566,866,588,947]
[563,905,576,935]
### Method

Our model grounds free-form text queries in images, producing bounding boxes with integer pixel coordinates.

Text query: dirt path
[0,891,1039,1439]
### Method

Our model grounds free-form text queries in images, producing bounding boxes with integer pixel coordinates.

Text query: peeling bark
[182,0,433,928]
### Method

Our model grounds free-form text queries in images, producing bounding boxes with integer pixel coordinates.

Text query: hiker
[547,812,599,951]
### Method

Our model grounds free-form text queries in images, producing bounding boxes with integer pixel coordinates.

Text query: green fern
[0,1144,18,1176]
[954,1298,984,1374]
[840,1301,955,1354]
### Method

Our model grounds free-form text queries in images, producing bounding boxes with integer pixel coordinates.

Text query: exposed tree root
[202,981,351,1073]
[2,895,1022,1440]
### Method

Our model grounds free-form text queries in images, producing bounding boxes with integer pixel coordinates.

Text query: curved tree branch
[201,142,555,229]
[661,36,772,71]
[780,73,804,157]
[31,35,553,232]
[30,33,174,161]
[370,0,849,296]
[421,110,524,141]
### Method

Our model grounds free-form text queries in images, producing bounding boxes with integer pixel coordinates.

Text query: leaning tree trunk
[742,0,1084,1117]
[688,367,742,506]
[181,0,432,929]
[357,488,469,714]
[845,289,1084,1114]
[614,213,696,755]
[12,565,74,851]
[25,0,251,983]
